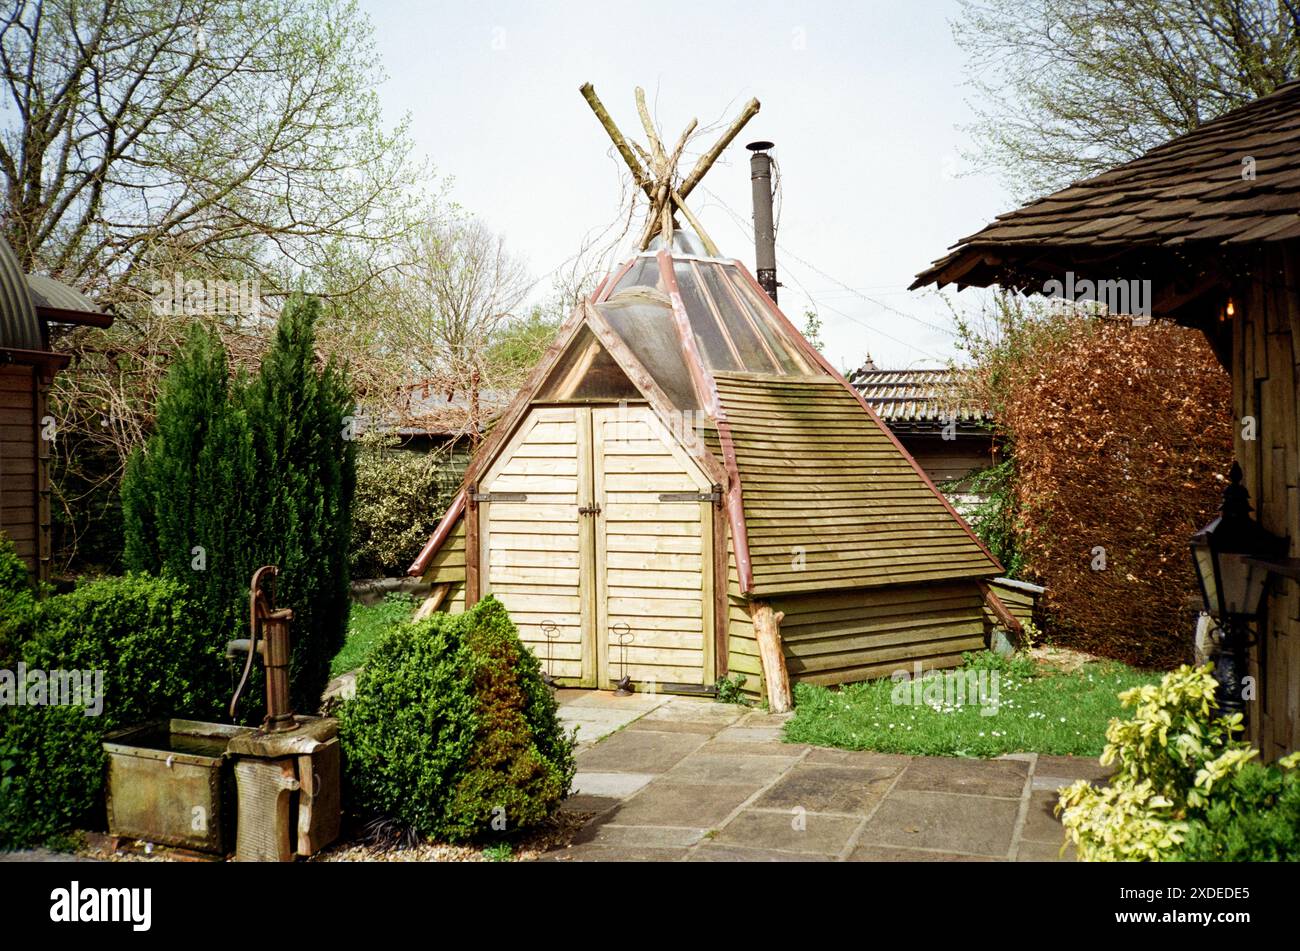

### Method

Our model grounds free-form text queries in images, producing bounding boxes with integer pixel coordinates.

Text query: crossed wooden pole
[580,83,760,257]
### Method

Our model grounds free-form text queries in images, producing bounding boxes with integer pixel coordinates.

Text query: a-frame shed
[409,246,1005,704]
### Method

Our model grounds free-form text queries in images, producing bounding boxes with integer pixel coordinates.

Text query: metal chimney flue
[747,140,778,303]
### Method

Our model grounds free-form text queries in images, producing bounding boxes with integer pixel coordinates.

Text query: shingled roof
[913,80,1300,292]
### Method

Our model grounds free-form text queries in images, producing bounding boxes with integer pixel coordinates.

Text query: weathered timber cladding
[480,407,587,683]
[984,578,1038,629]
[727,555,763,698]
[712,372,998,594]
[772,581,987,687]
[1235,243,1300,759]
[0,364,44,577]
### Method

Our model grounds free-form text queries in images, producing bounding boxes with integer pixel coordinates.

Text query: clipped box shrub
[0,572,224,848]
[339,596,575,842]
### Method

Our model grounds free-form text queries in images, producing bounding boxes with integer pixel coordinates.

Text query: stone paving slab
[575,822,706,849]
[601,781,761,827]
[893,755,1030,799]
[1016,839,1077,862]
[848,845,1004,862]
[712,809,861,855]
[538,845,689,862]
[663,751,803,786]
[544,691,1093,863]
[857,789,1022,857]
[1034,754,1113,784]
[753,763,898,814]
[571,771,658,799]
[574,728,707,773]
[689,844,834,862]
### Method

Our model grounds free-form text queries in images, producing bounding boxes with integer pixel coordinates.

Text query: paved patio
[543,691,1109,862]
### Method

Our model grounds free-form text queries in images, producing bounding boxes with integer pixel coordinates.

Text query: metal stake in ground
[541,619,560,687]
[612,621,635,696]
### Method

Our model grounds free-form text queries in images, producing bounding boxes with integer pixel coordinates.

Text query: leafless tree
[955,0,1300,199]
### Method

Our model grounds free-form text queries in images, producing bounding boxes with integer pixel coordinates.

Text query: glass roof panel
[596,287,700,411]
[535,325,641,401]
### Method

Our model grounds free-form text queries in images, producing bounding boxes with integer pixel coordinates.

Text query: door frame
[478,401,716,691]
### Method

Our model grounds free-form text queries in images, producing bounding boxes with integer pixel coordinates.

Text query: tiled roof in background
[848,367,990,428]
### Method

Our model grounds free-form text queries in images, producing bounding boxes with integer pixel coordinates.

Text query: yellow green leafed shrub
[1057,664,1300,862]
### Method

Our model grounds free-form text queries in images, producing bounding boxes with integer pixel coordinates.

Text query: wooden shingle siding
[0,364,40,575]
[775,582,987,687]
[913,82,1300,291]
[712,373,998,595]
[1236,244,1300,760]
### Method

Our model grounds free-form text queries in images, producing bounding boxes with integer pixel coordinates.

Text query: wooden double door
[478,403,715,690]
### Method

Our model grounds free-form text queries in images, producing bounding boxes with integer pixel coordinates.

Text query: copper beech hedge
[976,316,1232,668]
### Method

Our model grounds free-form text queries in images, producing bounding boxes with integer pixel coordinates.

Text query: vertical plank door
[479,407,596,686]
[593,405,714,689]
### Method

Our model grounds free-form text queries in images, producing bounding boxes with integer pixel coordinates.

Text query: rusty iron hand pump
[228,565,297,733]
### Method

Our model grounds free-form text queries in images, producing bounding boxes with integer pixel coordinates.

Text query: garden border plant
[1058,663,1300,862]
[338,596,575,844]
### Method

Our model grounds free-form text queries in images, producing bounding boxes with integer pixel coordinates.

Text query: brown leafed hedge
[967,310,1232,668]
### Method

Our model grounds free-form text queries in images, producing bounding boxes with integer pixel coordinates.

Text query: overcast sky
[359,0,1013,370]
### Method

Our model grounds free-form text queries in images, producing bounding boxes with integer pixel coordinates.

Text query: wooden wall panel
[481,408,587,683]
[1237,243,1300,759]
[773,581,987,688]
[0,365,40,577]
[594,406,711,688]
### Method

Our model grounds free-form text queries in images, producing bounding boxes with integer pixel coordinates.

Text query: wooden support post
[413,582,451,621]
[979,581,1023,636]
[750,600,791,713]
[464,498,481,607]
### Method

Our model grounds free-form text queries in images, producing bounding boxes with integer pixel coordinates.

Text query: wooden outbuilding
[0,236,109,581]
[849,364,995,509]
[409,249,1006,703]
[409,86,1009,707]
[912,80,1300,759]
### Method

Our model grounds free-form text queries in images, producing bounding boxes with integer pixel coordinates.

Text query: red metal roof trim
[657,250,755,593]
[729,260,1004,575]
[407,488,466,577]
[595,258,636,304]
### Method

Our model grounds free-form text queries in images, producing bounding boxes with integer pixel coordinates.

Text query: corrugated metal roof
[26,273,101,315]
[710,373,1000,596]
[848,367,991,426]
[0,237,42,351]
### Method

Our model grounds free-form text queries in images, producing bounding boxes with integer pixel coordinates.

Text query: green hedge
[0,571,223,849]
[349,440,465,580]
[339,596,574,842]
[0,534,37,670]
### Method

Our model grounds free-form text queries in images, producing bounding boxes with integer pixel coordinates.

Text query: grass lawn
[784,651,1159,758]
[329,593,416,678]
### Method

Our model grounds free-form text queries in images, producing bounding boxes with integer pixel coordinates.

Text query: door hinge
[470,485,527,504]
[578,503,602,516]
[658,483,723,506]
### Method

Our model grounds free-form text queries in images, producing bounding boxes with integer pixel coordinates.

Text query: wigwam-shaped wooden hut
[408,87,1006,707]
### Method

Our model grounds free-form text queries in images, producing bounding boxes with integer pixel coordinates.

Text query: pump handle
[229,565,279,720]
